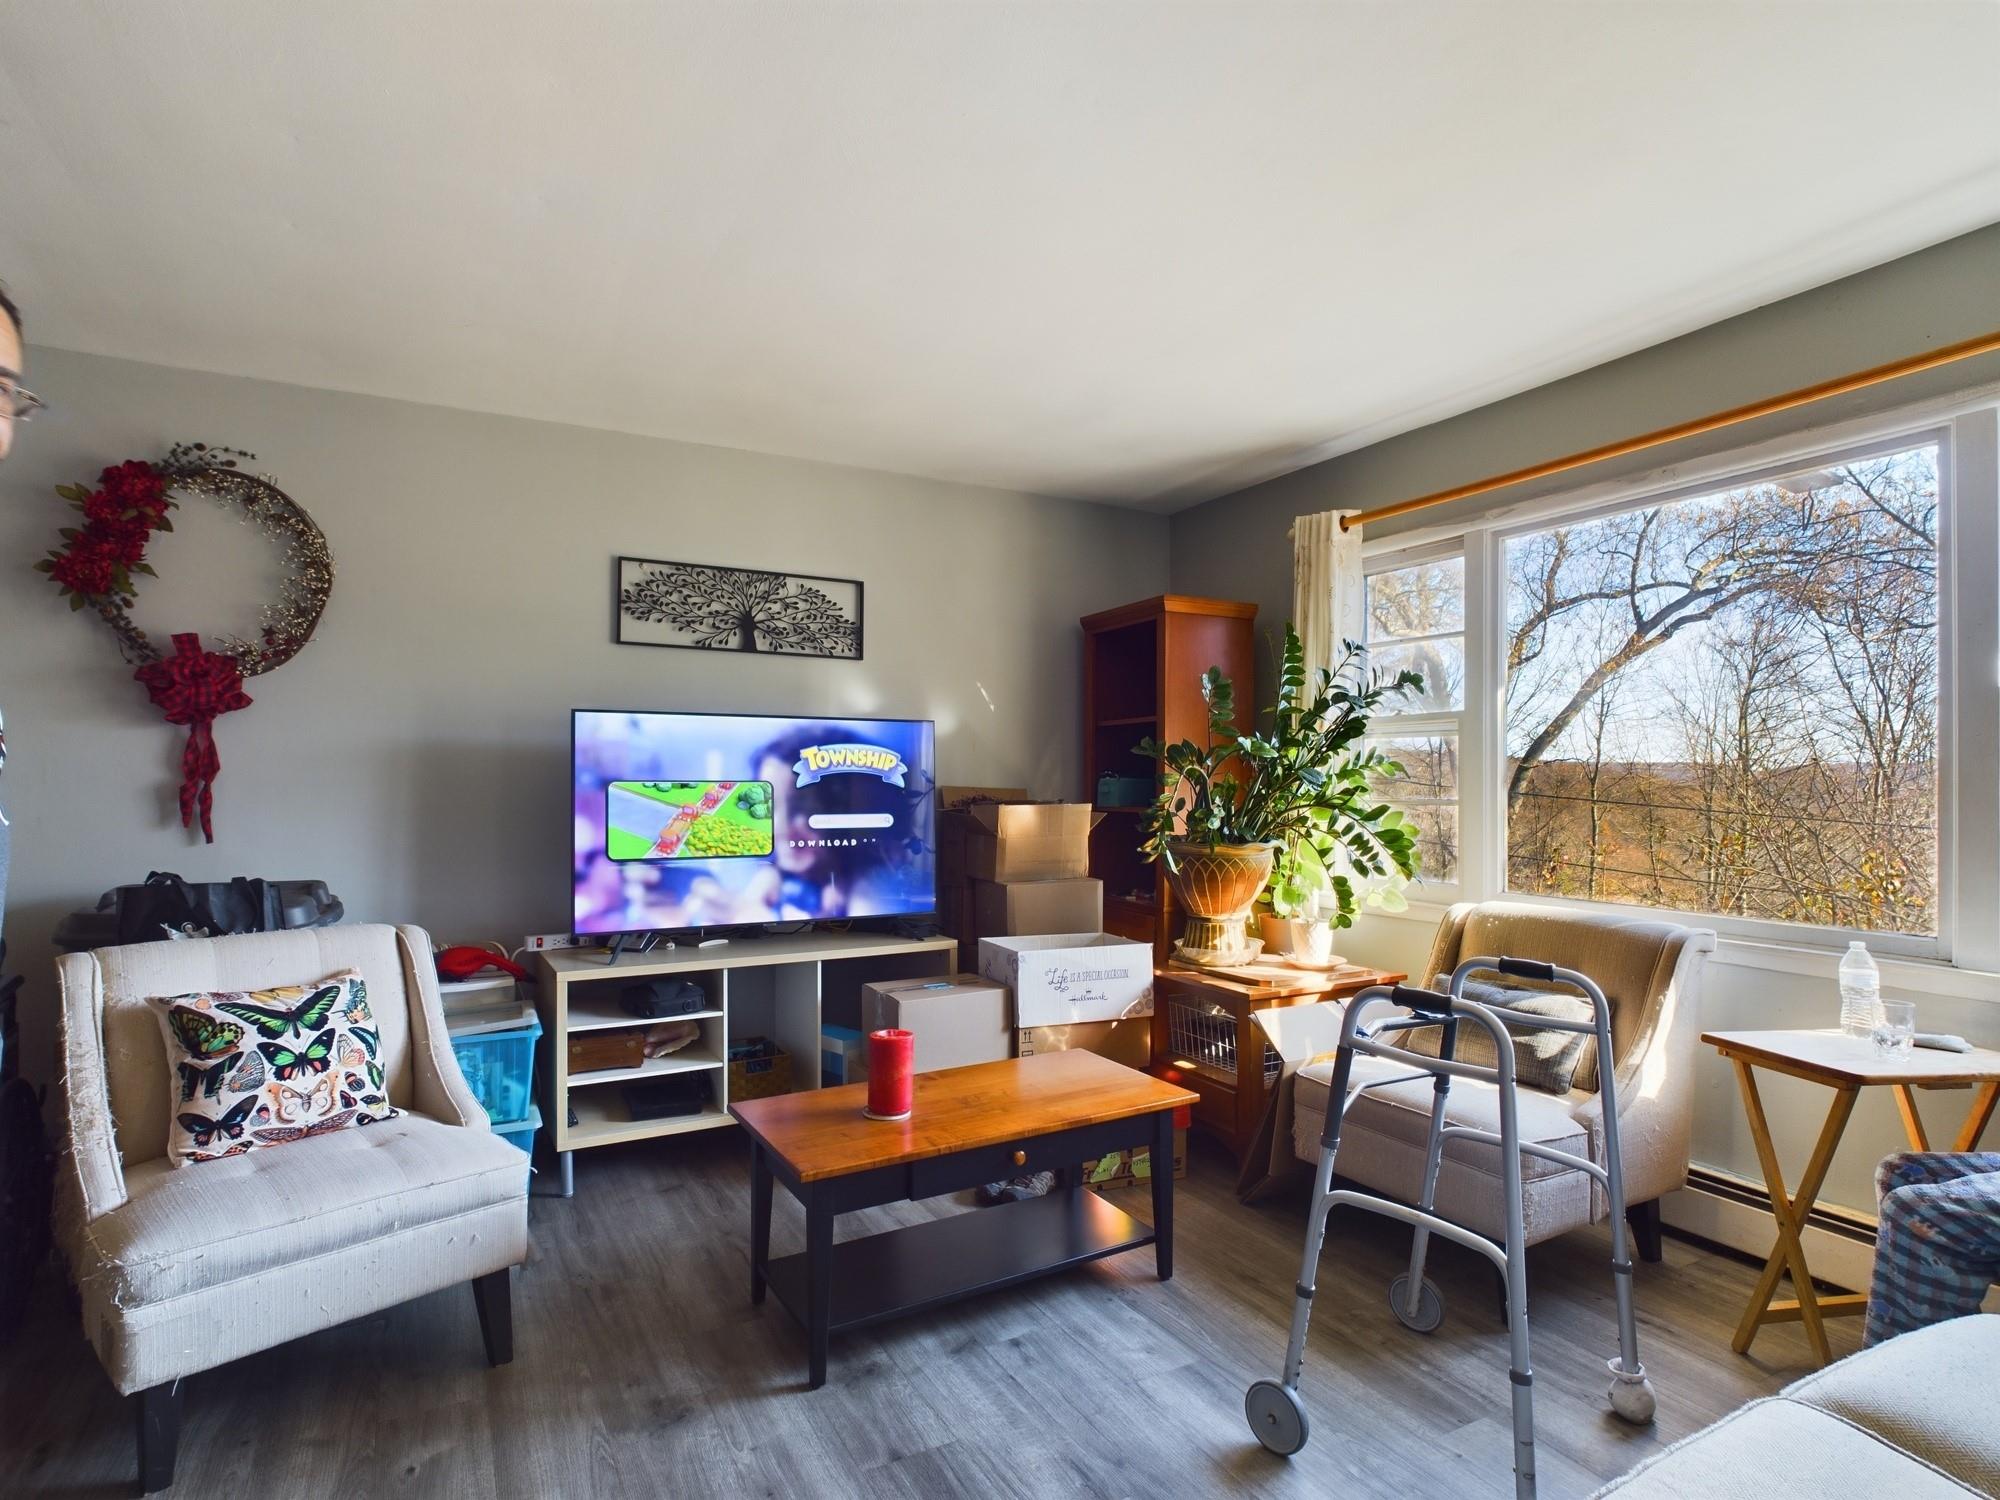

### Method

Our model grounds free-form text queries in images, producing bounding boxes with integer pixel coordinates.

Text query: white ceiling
[3,2,1998,512]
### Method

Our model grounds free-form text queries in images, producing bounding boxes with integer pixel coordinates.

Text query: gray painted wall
[0,347,1169,1084]
[1169,222,2000,1229]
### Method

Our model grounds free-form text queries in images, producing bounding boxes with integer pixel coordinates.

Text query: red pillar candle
[864,1028,915,1120]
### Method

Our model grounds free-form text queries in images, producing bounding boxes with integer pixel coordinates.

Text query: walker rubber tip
[1607,1360,1656,1424]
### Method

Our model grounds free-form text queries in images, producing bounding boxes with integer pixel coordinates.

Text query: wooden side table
[1155,959,1403,1166]
[1703,1028,2000,1367]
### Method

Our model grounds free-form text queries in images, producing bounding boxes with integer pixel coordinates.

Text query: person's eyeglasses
[5,386,44,421]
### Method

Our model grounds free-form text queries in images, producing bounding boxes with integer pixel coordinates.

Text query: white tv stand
[534,931,955,1194]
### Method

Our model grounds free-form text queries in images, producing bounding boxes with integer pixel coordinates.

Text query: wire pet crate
[1167,993,1279,1086]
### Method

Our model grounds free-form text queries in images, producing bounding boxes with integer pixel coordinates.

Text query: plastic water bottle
[1838,942,1880,1038]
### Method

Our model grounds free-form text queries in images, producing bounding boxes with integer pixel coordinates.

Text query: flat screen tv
[572,709,936,937]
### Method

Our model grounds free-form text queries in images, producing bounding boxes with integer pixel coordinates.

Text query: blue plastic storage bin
[493,1104,541,1185]
[449,1014,542,1126]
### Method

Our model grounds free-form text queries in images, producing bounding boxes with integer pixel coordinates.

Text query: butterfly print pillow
[151,969,400,1167]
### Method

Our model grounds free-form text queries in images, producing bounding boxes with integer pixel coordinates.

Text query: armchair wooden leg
[472,1268,514,1367]
[135,1381,181,1494]
[1627,1198,1664,1264]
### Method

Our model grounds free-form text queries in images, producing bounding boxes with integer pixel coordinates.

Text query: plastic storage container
[492,1104,541,1186]
[449,1013,542,1125]
[1095,771,1154,808]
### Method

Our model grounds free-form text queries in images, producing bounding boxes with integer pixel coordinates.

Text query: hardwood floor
[2,1132,1858,1499]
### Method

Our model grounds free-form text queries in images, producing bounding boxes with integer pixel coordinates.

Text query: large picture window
[1501,440,1940,936]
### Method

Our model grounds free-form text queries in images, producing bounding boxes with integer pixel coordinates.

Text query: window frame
[1362,538,1470,899]
[1354,390,2000,970]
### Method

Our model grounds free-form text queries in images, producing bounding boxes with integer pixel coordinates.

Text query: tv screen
[572,710,936,936]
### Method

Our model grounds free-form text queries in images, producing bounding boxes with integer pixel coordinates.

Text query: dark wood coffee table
[730,1049,1197,1388]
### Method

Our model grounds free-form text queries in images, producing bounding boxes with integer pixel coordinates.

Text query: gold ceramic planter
[1165,839,1275,967]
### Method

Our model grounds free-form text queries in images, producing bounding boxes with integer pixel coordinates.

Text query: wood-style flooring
[1,1132,1859,1499]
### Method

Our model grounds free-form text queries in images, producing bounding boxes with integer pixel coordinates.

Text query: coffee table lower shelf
[763,1189,1153,1338]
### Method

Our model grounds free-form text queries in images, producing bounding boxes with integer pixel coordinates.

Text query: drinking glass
[1872,999,1916,1059]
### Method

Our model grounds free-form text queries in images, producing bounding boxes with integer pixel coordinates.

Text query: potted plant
[1137,626,1423,967]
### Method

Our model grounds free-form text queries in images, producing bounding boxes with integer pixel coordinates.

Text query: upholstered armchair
[1271,900,1713,1259]
[54,924,529,1492]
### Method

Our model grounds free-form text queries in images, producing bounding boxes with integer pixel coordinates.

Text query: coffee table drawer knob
[1012,1149,1027,1166]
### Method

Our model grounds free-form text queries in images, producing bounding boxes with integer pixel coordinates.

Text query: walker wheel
[1388,1274,1445,1333]
[1245,1379,1310,1456]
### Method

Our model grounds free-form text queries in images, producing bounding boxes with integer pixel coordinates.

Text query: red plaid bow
[133,632,252,842]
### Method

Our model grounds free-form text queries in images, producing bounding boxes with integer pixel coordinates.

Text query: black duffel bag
[113,872,284,944]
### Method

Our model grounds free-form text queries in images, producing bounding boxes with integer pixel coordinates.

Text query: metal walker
[1245,956,1657,1497]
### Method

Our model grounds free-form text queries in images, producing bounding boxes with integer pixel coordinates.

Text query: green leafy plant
[1136,625,1425,927]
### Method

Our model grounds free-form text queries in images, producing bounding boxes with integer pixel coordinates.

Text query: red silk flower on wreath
[37,459,174,604]
[35,443,333,843]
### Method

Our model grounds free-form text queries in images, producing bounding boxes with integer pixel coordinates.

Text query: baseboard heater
[1681,1164,1878,1246]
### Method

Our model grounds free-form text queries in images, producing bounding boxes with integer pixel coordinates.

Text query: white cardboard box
[978,932,1154,1029]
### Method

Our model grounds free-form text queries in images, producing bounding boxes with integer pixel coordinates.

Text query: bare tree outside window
[1503,442,1939,935]
[1366,556,1465,882]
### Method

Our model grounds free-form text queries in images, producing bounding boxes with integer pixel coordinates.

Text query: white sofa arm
[55,953,129,1223]
[395,925,490,1130]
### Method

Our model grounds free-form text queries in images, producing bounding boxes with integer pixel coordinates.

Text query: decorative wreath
[36,443,333,841]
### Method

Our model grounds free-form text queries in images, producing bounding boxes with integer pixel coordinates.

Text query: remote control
[1914,1032,1972,1053]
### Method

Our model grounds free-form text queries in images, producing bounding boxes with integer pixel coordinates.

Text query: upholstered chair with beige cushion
[54,924,529,1493]
[1286,900,1713,1258]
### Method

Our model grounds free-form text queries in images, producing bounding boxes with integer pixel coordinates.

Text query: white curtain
[1290,509,1364,681]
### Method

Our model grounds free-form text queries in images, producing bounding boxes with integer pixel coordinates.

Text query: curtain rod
[1339,328,2000,531]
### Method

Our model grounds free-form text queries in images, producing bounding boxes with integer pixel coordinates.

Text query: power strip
[522,932,587,952]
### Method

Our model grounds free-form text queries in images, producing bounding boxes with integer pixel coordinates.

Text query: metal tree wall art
[616,556,863,659]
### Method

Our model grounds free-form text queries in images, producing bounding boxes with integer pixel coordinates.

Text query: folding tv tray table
[730,1049,1196,1388]
[1704,1027,2000,1367]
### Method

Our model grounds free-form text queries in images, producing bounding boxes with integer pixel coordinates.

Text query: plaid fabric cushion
[1865,1151,2000,1346]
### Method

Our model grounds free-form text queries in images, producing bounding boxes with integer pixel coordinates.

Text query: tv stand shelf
[535,930,955,1192]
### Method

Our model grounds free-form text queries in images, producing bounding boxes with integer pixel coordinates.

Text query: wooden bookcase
[534,930,954,1192]
[1079,594,1257,961]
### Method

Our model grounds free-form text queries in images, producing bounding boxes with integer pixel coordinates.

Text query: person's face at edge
[0,310,21,463]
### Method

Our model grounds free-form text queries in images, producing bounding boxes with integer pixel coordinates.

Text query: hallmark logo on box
[1043,962,1141,998]
[978,932,1155,1029]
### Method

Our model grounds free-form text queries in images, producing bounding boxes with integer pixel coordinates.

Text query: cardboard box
[970,877,1103,940]
[1084,1125,1189,1188]
[935,884,979,970]
[936,785,1031,812]
[1015,1017,1154,1071]
[1012,1021,1186,1186]
[980,932,1154,1028]
[861,973,1013,1073]
[936,786,1029,888]
[964,802,1104,882]
[820,1025,868,1088]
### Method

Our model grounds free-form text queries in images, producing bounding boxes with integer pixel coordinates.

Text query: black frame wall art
[615,555,864,660]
